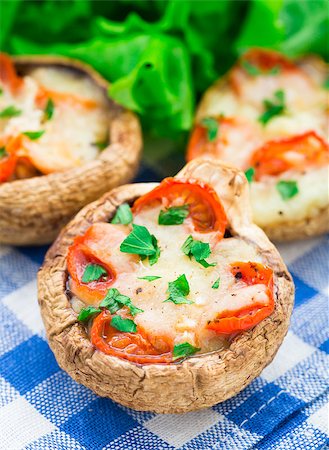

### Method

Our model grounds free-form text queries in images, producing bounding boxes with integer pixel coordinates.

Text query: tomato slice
[35,85,98,110]
[0,136,23,182]
[230,261,273,287]
[237,48,295,74]
[207,261,274,334]
[251,131,329,180]
[187,117,222,162]
[67,225,119,304]
[133,177,227,237]
[0,53,23,92]
[229,48,297,93]
[187,116,260,168]
[90,310,173,364]
[0,148,17,182]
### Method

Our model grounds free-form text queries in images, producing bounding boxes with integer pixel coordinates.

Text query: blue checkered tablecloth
[0,162,328,450]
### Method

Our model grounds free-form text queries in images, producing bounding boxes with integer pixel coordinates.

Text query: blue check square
[60,397,139,450]
[0,335,59,394]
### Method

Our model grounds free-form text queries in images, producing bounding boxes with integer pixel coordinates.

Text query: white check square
[0,397,55,450]
[261,331,315,382]
[2,280,44,335]
[145,408,222,448]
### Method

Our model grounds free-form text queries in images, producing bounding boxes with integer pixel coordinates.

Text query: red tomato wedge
[90,310,173,364]
[0,149,17,182]
[0,53,23,92]
[237,48,295,74]
[186,116,259,167]
[207,262,274,334]
[67,224,120,304]
[187,116,222,162]
[133,177,228,237]
[251,131,329,180]
[229,48,297,94]
[35,85,99,110]
[0,136,23,182]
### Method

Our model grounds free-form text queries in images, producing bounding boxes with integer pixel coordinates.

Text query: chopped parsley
[182,235,216,268]
[201,117,219,141]
[164,274,192,305]
[111,203,133,225]
[77,306,101,322]
[22,130,45,140]
[111,316,137,333]
[44,98,54,120]
[173,342,200,359]
[242,60,281,77]
[0,105,22,118]
[81,263,108,283]
[94,140,108,151]
[0,147,8,159]
[100,288,143,316]
[276,180,299,200]
[244,167,255,183]
[120,224,160,265]
[258,89,286,125]
[323,76,329,90]
[212,277,221,289]
[137,276,162,282]
[158,205,189,225]
[0,87,3,95]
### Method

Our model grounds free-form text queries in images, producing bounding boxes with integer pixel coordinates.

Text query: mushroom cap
[194,55,329,242]
[38,159,294,414]
[0,55,142,245]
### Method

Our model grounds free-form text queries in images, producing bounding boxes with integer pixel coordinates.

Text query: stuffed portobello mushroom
[38,159,294,414]
[187,49,329,241]
[0,53,142,245]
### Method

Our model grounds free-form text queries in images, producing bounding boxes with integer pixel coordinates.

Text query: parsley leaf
[0,87,3,95]
[242,60,281,77]
[78,306,101,322]
[212,277,221,289]
[44,98,54,120]
[241,60,262,76]
[201,117,219,141]
[276,180,299,200]
[111,203,133,225]
[23,130,45,140]
[323,76,329,90]
[182,235,216,268]
[173,342,200,359]
[0,147,8,159]
[111,316,137,333]
[164,274,192,304]
[138,276,162,281]
[93,140,108,151]
[100,288,143,316]
[244,167,255,183]
[258,90,286,125]
[81,264,108,283]
[158,205,189,225]
[0,105,22,118]
[120,224,160,265]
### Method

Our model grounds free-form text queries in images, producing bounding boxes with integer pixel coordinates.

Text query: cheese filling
[71,204,271,355]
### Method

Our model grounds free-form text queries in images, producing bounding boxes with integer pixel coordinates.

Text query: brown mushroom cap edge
[38,158,294,414]
[0,55,142,246]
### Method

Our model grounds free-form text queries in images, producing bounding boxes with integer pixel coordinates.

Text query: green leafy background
[1,0,328,173]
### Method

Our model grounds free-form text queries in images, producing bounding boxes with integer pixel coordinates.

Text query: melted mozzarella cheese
[0,67,109,175]
[73,206,269,354]
[251,166,329,226]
